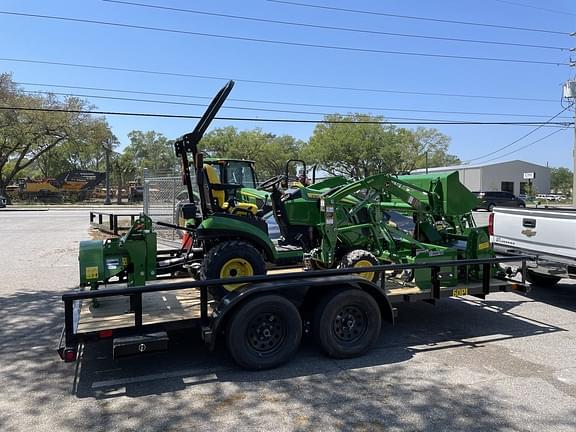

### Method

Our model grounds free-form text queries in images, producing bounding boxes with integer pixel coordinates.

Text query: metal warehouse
[412,160,550,195]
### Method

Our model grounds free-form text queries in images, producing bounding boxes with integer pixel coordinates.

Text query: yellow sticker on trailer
[452,288,468,297]
[85,266,99,280]
[479,242,490,250]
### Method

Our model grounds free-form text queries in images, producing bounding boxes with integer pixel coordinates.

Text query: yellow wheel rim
[220,258,254,290]
[354,259,375,281]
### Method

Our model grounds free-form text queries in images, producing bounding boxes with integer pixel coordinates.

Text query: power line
[0,105,571,126]
[476,127,570,164]
[464,104,574,163]
[0,11,569,66]
[491,0,576,17]
[100,0,568,51]
[0,58,560,103]
[18,85,571,120]
[266,0,570,35]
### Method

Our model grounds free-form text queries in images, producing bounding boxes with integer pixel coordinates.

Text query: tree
[113,152,137,204]
[302,114,459,179]
[200,126,303,179]
[0,73,114,194]
[123,130,177,175]
[34,117,116,177]
[397,127,460,173]
[302,114,401,179]
[550,167,573,196]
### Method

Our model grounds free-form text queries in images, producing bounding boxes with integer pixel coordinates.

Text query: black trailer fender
[204,275,396,350]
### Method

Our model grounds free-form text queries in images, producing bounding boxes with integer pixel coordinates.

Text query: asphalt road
[1,209,576,431]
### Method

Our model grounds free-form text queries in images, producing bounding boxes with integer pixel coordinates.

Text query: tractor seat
[204,164,258,216]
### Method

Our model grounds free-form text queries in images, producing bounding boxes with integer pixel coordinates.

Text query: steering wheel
[258,175,285,191]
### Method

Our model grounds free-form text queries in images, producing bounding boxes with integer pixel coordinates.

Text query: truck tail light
[99,329,113,339]
[64,349,77,362]
[488,212,494,236]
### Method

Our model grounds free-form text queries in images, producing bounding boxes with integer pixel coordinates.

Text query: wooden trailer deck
[77,288,205,333]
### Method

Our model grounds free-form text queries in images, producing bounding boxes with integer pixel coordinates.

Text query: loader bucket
[397,171,480,216]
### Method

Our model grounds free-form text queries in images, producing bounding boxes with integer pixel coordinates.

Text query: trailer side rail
[59,255,528,362]
[89,211,141,236]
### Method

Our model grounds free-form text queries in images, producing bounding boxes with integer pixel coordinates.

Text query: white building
[412,160,550,195]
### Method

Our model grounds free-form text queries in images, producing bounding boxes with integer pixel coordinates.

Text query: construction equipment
[15,169,106,202]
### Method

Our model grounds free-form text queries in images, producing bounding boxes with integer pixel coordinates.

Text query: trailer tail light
[488,212,494,236]
[64,349,77,362]
[99,329,113,339]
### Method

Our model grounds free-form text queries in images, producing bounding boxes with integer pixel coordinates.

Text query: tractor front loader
[308,172,492,288]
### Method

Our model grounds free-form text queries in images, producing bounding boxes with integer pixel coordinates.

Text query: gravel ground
[1,209,575,432]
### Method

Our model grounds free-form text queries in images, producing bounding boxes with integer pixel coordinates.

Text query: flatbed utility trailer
[58,256,528,370]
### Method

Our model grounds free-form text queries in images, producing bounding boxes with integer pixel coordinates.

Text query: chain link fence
[143,173,188,243]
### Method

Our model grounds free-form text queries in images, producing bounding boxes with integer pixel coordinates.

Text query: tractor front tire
[313,288,381,358]
[201,241,266,298]
[338,249,380,283]
[226,294,302,370]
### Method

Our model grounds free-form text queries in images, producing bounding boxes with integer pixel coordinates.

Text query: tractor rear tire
[226,294,302,370]
[338,249,380,283]
[201,240,266,299]
[526,270,561,287]
[313,288,381,358]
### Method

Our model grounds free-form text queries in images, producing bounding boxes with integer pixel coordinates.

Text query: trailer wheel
[526,270,561,287]
[338,250,380,283]
[313,289,381,358]
[201,240,266,297]
[226,295,302,370]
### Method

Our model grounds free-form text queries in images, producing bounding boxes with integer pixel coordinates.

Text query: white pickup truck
[491,207,576,286]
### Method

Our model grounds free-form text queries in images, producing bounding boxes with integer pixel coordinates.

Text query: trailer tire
[526,270,561,287]
[226,295,302,370]
[313,288,381,359]
[201,240,266,298]
[338,249,380,283]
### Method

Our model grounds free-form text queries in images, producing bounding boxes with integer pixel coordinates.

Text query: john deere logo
[521,229,536,237]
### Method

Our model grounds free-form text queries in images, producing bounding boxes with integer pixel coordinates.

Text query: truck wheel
[313,289,381,358]
[526,270,561,287]
[226,295,302,370]
[488,203,495,212]
[338,250,380,283]
[201,241,266,298]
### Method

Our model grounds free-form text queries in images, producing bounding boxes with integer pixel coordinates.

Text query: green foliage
[200,126,303,179]
[302,114,460,179]
[0,73,114,193]
[550,166,573,195]
[123,130,177,175]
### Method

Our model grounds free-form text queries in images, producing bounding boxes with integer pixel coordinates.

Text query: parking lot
[1,208,576,431]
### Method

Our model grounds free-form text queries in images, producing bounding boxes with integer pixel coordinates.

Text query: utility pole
[574,100,576,206]
[103,138,112,205]
[569,33,576,205]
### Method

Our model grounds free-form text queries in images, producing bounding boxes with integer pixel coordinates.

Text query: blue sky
[1,0,574,168]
